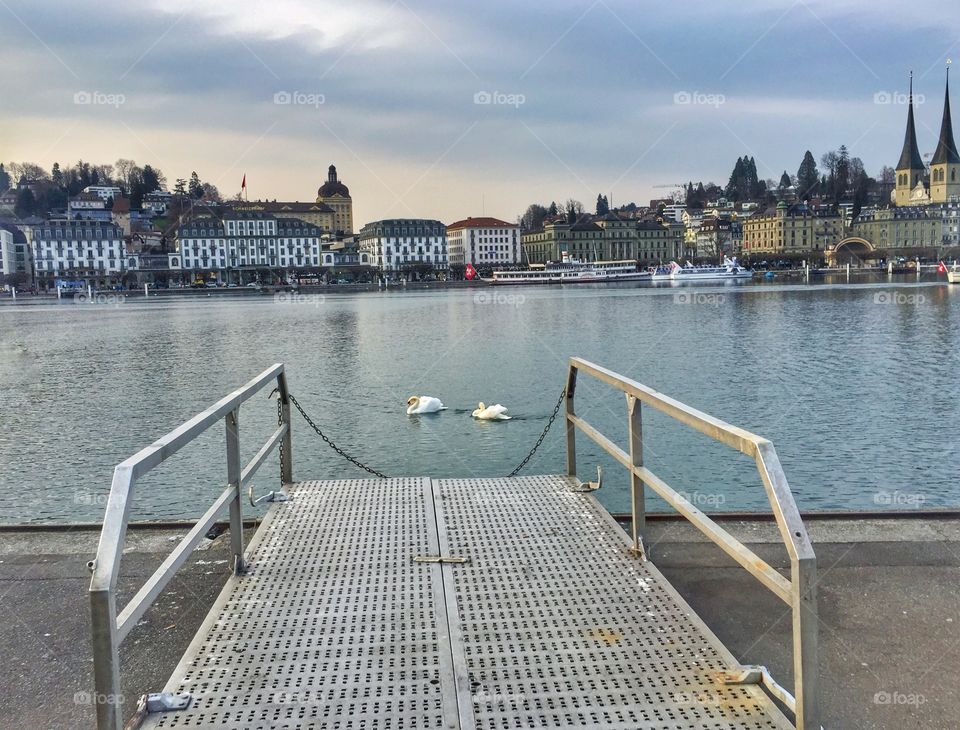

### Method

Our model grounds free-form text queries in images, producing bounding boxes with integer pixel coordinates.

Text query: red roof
[446,216,515,230]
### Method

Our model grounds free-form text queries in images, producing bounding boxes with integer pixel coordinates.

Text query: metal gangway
[89,359,818,729]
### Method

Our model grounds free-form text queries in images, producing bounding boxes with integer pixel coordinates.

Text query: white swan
[406,395,447,415]
[472,402,511,420]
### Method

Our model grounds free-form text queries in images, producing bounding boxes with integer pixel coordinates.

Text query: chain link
[507,387,566,477]
[273,387,566,480]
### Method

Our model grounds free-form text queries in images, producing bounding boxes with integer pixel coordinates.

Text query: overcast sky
[2,0,960,224]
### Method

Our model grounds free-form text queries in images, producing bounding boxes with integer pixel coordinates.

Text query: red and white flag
[938,260,947,274]
[241,174,247,190]
[465,263,477,281]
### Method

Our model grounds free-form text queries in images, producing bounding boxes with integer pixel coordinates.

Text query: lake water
[1,278,958,524]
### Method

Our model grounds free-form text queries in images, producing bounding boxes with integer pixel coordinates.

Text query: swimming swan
[406,396,447,414]
[472,402,511,420]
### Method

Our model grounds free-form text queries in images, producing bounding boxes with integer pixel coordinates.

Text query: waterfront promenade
[1,515,957,729]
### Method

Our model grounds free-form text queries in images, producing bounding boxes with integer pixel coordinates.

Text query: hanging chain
[272,387,566,480]
[507,387,566,477]
[277,395,284,484]
[286,393,389,479]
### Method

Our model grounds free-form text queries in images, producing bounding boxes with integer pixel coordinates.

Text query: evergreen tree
[0,163,9,192]
[548,201,558,216]
[778,171,791,190]
[796,151,819,200]
[188,171,203,199]
[51,162,63,189]
[14,188,36,218]
[595,194,609,215]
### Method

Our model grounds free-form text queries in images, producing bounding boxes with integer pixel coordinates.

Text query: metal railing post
[90,588,122,730]
[626,394,645,553]
[225,408,244,573]
[277,373,293,484]
[792,555,819,729]
[565,365,578,476]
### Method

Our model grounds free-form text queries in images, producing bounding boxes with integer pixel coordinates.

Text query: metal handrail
[88,364,292,730]
[565,357,818,730]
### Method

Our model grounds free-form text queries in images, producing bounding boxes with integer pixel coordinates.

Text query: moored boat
[650,257,754,282]
[491,258,651,285]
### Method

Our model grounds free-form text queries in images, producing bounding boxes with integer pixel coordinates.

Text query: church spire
[897,72,925,171]
[932,62,960,165]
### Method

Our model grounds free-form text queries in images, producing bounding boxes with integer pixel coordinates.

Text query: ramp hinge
[720,665,797,714]
[146,692,192,713]
[413,555,469,564]
[570,466,603,492]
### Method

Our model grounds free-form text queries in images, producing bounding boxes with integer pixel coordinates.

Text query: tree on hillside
[14,188,36,218]
[520,203,548,231]
[0,164,9,192]
[563,199,584,224]
[201,182,221,202]
[548,201,558,216]
[796,150,819,200]
[595,194,609,215]
[114,159,136,191]
[188,171,203,199]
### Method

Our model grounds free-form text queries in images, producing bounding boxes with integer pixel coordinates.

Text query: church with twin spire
[895,67,960,206]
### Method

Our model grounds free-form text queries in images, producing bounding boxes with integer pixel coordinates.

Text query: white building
[177,211,323,282]
[83,185,123,201]
[358,219,447,273]
[31,219,125,287]
[446,216,519,266]
[143,191,172,216]
[0,222,33,287]
[69,192,109,219]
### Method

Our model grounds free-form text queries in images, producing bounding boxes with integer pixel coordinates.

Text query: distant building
[31,219,125,288]
[229,200,335,235]
[142,191,172,216]
[0,222,33,287]
[177,211,323,283]
[695,216,733,257]
[316,165,353,234]
[741,202,844,256]
[895,69,960,206]
[83,185,122,201]
[521,214,683,264]
[358,219,447,273]
[68,192,110,220]
[446,217,520,266]
[850,206,942,249]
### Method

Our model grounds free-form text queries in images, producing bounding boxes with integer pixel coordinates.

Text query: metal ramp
[140,475,791,730]
[89,361,817,730]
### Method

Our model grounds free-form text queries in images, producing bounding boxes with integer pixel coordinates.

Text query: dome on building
[317,164,350,198]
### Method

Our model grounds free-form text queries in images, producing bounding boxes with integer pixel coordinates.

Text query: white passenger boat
[948,264,960,284]
[650,257,754,282]
[492,259,651,285]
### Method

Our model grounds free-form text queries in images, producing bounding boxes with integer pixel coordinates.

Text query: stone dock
[1,515,957,730]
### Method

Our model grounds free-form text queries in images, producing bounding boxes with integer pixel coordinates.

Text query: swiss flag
[465,263,477,280]
[938,260,947,274]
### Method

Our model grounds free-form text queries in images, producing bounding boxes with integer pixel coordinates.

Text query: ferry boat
[650,257,754,282]
[491,259,651,285]
[946,263,960,284]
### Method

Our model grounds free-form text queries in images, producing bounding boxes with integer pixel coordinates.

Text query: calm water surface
[1,279,958,523]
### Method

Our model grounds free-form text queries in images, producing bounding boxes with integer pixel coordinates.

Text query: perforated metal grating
[142,475,791,729]
[145,477,458,730]
[435,475,792,730]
